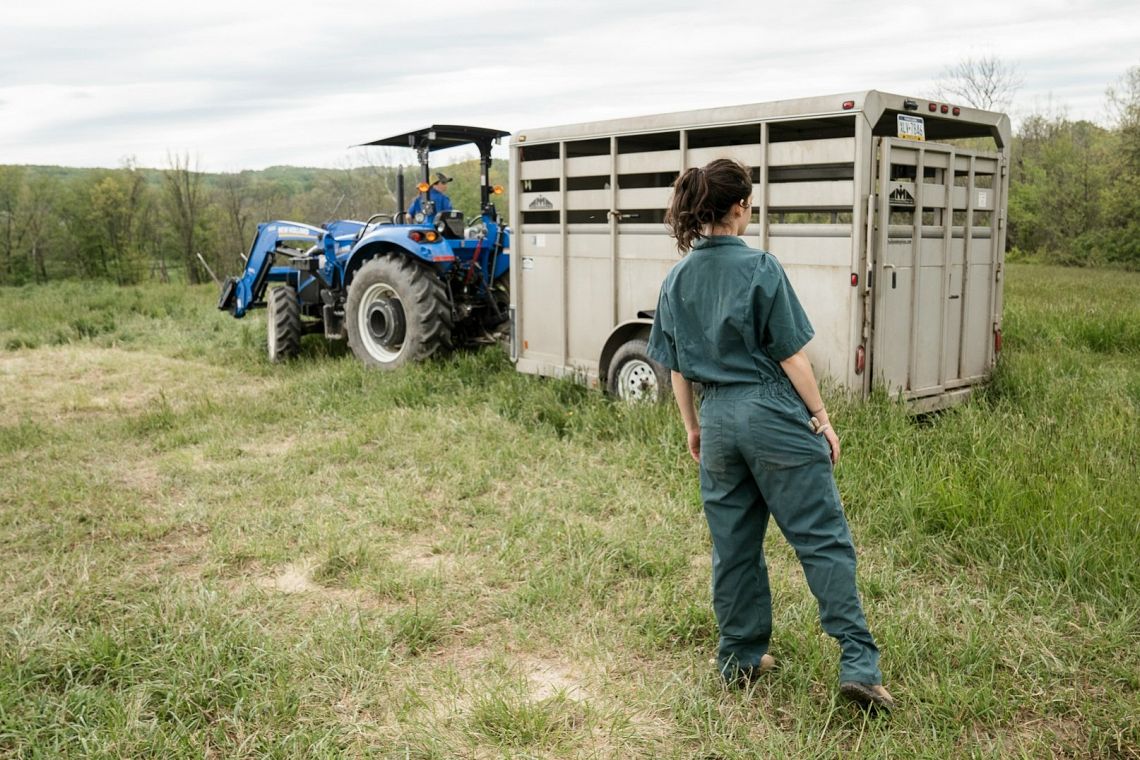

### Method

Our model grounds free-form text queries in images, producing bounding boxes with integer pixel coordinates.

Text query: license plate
[897,114,925,142]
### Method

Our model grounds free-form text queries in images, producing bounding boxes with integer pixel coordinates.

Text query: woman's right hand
[687,427,701,463]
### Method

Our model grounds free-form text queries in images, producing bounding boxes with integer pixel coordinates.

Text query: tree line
[0,157,508,287]
[1007,65,1140,267]
[1,62,1138,287]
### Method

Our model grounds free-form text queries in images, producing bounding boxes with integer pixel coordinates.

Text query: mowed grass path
[1,264,1137,758]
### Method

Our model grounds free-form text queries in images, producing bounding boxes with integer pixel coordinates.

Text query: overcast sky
[2,0,1137,172]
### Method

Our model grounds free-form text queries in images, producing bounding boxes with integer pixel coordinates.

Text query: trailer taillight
[850,273,858,286]
[855,345,866,375]
[994,328,1003,354]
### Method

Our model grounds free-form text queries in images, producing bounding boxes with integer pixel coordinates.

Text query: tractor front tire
[607,337,672,403]
[267,285,301,363]
[345,256,452,370]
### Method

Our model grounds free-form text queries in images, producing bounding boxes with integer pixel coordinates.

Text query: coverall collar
[692,235,749,251]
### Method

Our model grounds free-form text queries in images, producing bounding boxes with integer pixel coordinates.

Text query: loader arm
[218,221,327,317]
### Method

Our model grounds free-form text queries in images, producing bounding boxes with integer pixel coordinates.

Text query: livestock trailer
[508,90,1011,412]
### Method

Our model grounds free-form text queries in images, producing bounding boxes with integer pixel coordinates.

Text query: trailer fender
[598,319,655,386]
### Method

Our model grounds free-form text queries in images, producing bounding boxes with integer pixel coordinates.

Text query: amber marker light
[493,185,504,195]
[417,182,430,192]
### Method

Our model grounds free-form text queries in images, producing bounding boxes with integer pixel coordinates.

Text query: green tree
[80,162,153,284]
[1096,64,1140,266]
[1008,116,1113,264]
[18,173,58,283]
[162,153,208,284]
[0,166,27,284]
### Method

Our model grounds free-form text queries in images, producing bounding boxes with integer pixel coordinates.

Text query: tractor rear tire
[345,256,452,370]
[607,337,672,403]
[267,285,301,363]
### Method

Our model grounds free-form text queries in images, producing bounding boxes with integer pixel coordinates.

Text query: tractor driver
[407,172,454,221]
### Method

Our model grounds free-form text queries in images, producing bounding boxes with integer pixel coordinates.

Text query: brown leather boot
[839,681,895,712]
[722,654,777,687]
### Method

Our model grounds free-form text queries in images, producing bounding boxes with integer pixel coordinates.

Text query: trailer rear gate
[509,92,1010,411]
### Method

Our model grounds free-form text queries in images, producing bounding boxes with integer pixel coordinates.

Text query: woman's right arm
[671,371,701,463]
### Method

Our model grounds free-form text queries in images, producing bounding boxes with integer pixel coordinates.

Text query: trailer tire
[607,337,671,403]
[267,285,301,363]
[346,256,452,370]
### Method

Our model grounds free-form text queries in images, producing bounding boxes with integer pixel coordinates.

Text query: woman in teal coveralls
[647,159,894,711]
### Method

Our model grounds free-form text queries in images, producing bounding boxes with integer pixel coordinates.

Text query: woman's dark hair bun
[665,158,752,252]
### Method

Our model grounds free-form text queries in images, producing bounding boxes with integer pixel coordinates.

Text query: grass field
[1,264,1138,758]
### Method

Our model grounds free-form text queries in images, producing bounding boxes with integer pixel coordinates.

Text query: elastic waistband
[700,380,796,400]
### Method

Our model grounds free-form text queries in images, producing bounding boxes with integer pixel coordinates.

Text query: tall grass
[1,266,1137,757]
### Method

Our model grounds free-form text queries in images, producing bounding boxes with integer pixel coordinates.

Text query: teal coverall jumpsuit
[647,236,881,686]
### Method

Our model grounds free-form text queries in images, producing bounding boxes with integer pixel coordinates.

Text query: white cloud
[1,0,1137,169]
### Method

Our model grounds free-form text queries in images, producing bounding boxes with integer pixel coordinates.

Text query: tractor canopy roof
[360,125,511,155]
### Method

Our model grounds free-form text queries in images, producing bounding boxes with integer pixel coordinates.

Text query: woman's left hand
[823,425,840,466]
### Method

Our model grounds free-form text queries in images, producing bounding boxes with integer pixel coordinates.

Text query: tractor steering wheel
[357,213,395,241]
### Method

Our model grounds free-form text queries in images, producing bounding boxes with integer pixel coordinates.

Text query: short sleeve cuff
[646,341,679,371]
[766,325,815,363]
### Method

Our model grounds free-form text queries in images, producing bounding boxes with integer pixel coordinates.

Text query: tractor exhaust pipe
[396,170,405,221]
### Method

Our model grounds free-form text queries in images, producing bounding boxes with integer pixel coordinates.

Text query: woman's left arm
[779,350,840,466]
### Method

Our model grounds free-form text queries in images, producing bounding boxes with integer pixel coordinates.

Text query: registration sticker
[897,114,925,142]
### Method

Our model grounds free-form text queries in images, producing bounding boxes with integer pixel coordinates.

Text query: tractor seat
[435,210,465,239]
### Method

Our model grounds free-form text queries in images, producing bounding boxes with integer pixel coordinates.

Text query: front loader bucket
[217,276,237,313]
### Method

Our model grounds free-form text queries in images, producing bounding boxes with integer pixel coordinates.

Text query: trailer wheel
[346,256,452,370]
[267,285,301,363]
[607,337,671,403]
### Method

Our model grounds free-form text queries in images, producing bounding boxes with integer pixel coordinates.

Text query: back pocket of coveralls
[700,405,731,475]
[748,398,821,470]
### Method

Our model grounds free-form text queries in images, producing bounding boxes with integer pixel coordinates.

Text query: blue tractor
[217,125,511,369]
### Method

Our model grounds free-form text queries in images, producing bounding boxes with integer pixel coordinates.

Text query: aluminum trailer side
[508,90,1011,412]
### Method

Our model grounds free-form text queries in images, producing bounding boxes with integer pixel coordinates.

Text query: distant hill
[13,159,509,220]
